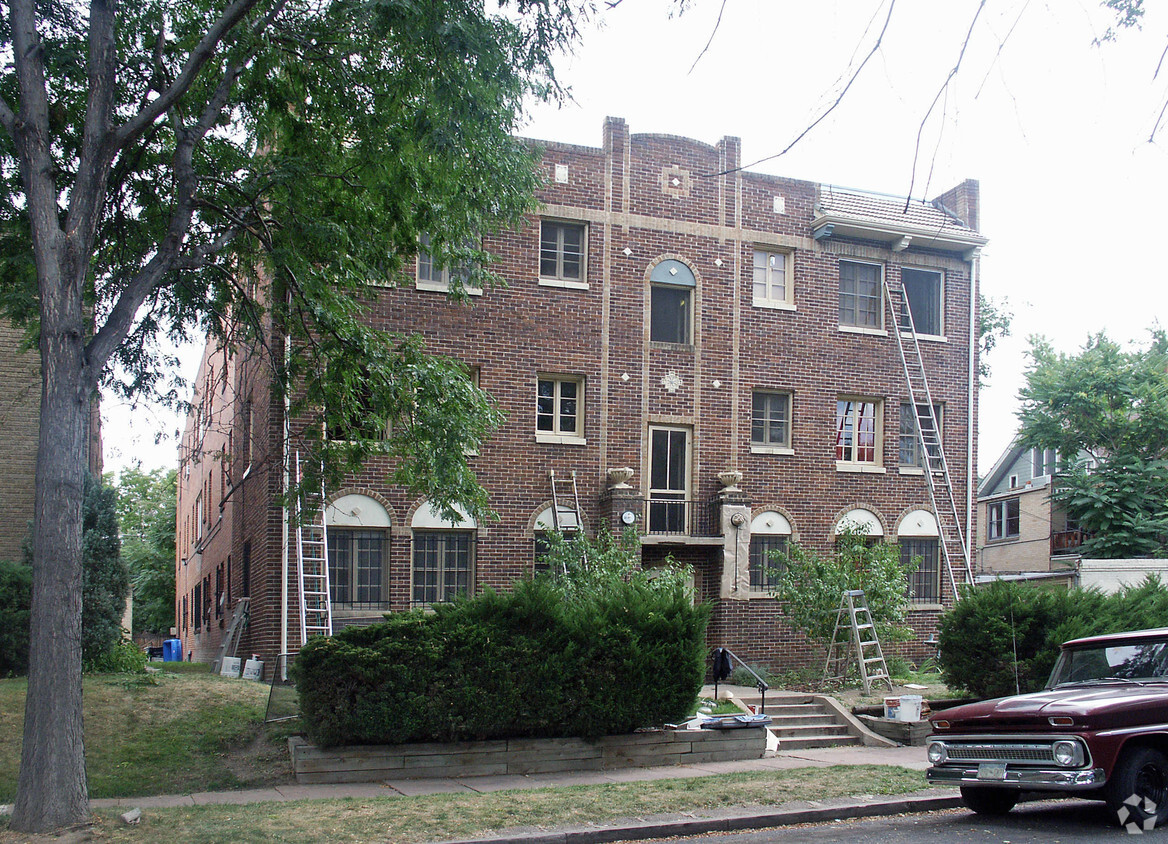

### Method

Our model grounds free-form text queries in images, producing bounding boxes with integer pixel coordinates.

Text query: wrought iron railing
[636,497,720,536]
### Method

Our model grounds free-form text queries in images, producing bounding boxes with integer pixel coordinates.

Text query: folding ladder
[823,589,892,695]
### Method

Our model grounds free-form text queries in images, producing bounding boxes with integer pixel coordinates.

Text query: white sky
[103,0,1168,475]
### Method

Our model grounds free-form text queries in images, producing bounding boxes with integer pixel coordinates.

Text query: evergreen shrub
[293,575,709,747]
[939,577,1168,697]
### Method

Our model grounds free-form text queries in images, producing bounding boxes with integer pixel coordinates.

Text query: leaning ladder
[883,275,975,598]
[548,469,583,533]
[209,597,250,674]
[822,590,892,695]
[295,453,333,644]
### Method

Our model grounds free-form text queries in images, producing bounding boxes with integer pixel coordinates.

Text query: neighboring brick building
[178,118,985,673]
[0,323,103,564]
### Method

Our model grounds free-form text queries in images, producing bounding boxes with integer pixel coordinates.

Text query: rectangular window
[182,595,188,632]
[839,260,883,329]
[241,399,252,468]
[327,529,388,609]
[1032,447,1058,477]
[751,391,792,449]
[651,284,692,344]
[752,248,791,307]
[987,498,1021,540]
[835,398,881,464]
[899,402,942,469]
[899,267,943,336]
[412,531,474,607]
[536,376,583,439]
[902,538,940,604]
[749,535,787,592]
[416,233,479,294]
[539,220,586,283]
[193,584,201,631]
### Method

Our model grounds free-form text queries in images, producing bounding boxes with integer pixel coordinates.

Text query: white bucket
[896,694,923,721]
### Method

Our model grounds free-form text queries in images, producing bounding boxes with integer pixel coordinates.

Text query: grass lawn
[46,765,928,843]
[0,668,294,802]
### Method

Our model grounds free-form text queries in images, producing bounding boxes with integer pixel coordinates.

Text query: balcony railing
[637,497,721,537]
[1051,530,1085,556]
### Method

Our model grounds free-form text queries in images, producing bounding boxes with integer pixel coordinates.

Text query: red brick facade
[180,118,983,675]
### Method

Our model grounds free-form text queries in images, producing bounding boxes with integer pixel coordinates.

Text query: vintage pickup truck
[926,627,1168,827]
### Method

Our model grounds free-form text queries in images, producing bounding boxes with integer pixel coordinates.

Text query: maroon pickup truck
[927,627,1168,827]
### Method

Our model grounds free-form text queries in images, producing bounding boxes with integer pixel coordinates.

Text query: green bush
[0,559,32,675]
[86,636,148,674]
[939,577,1168,697]
[293,575,709,746]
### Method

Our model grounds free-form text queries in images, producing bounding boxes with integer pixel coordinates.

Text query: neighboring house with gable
[977,436,1084,587]
[176,117,986,674]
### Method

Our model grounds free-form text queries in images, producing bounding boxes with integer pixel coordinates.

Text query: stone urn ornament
[607,467,635,489]
[717,470,743,492]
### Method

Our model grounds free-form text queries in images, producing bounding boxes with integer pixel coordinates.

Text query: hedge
[292,576,709,747]
[939,577,1168,697]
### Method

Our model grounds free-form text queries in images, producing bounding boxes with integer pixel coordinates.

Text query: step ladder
[209,597,250,674]
[823,590,892,695]
[883,275,975,598]
[295,453,333,645]
[548,469,583,533]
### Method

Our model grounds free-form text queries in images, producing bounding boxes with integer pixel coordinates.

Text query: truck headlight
[1052,740,1081,767]
[927,742,947,764]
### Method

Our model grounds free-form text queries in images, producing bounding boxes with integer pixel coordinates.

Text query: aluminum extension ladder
[883,274,975,598]
[295,453,333,644]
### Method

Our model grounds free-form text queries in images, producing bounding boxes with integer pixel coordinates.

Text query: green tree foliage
[0,559,32,676]
[939,578,1168,697]
[977,294,1012,385]
[0,0,590,828]
[112,468,177,636]
[1017,331,1168,558]
[535,524,694,598]
[79,475,129,669]
[293,575,709,747]
[771,526,916,647]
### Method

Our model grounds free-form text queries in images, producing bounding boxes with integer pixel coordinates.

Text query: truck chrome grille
[945,743,1055,765]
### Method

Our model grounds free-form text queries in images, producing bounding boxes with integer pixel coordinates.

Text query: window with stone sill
[751,391,792,450]
[839,260,883,330]
[899,267,943,337]
[835,398,882,466]
[416,232,481,295]
[752,248,792,308]
[412,530,474,607]
[539,220,586,285]
[899,401,942,469]
[987,498,1021,541]
[902,537,941,604]
[536,375,583,440]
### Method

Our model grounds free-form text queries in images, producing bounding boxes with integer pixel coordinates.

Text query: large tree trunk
[9,295,91,831]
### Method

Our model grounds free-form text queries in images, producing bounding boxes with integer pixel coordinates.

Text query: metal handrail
[710,646,769,714]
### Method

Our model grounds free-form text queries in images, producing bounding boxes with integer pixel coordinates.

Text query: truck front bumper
[927,765,1107,790]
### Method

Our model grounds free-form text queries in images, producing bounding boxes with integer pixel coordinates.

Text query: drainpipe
[280,307,292,677]
[967,251,979,572]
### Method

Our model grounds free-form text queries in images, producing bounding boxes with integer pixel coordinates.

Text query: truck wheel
[960,786,1019,815]
[1107,746,1168,829]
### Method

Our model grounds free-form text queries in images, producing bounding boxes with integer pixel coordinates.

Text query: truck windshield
[1049,640,1168,687]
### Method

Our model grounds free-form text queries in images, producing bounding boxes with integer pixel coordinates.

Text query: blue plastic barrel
[163,638,183,662]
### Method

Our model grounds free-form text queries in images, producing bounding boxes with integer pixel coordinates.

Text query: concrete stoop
[725,691,896,751]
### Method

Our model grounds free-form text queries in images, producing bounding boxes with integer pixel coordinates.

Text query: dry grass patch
[2,765,931,843]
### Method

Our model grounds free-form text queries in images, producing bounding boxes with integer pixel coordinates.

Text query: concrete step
[779,733,862,749]
[769,721,845,738]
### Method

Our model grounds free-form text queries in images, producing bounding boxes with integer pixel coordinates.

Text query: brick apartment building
[176,117,984,672]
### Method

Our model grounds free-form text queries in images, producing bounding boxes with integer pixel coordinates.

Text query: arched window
[650,259,696,345]
[749,511,792,593]
[898,509,940,605]
[833,508,884,545]
[326,494,391,609]
[411,501,476,607]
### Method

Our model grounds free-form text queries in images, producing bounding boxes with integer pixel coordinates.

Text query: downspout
[280,304,292,677]
[967,251,979,574]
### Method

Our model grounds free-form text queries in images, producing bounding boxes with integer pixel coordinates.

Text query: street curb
[434,793,965,844]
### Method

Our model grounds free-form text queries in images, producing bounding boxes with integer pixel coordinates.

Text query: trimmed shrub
[939,577,1168,697]
[0,559,32,676]
[293,576,708,747]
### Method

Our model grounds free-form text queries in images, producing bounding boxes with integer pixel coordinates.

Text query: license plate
[977,762,1008,781]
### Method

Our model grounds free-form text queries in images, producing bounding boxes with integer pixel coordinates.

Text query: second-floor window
[987,498,1021,540]
[836,398,881,465]
[536,376,583,440]
[416,233,479,294]
[899,402,942,469]
[752,391,792,449]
